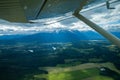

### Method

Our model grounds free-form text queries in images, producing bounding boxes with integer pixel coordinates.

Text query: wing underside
[0,0,27,22]
[0,0,88,22]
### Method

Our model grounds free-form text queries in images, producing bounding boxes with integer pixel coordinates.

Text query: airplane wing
[20,0,88,20]
[0,0,89,22]
[0,0,27,22]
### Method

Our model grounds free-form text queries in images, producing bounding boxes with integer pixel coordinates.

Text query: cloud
[89,3,120,31]
[0,17,92,35]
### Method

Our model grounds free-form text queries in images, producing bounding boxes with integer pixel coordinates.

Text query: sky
[0,0,120,36]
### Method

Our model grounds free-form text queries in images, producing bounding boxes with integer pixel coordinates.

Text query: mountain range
[0,30,119,44]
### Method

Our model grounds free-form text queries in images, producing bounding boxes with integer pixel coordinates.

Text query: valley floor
[0,40,120,80]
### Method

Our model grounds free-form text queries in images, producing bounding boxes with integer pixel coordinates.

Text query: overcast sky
[0,1,120,35]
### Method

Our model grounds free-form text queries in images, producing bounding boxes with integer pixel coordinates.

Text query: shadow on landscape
[0,66,48,80]
[100,67,120,80]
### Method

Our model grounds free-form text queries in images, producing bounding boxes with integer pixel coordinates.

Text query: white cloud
[0,17,92,35]
[89,3,120,31]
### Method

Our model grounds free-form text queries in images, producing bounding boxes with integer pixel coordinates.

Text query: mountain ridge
[0,30,119,44]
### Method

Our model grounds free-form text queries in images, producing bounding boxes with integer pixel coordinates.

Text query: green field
[34,68,114,80]
[48,68,100,80]
[33,63,119,80]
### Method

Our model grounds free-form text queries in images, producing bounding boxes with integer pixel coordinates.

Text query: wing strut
[35,0,48,19]
[73,12,120,48]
